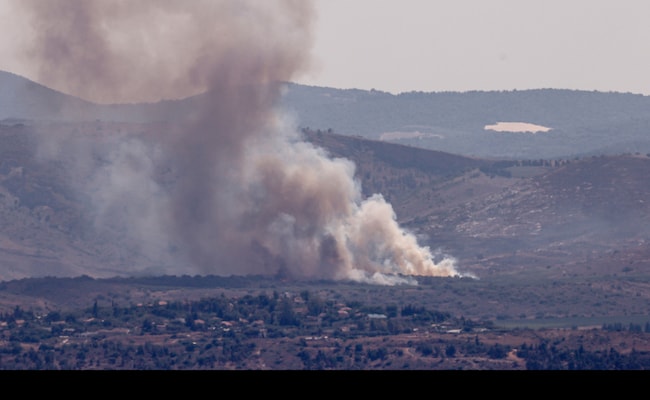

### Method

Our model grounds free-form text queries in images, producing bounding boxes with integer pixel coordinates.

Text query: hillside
[301,128,501,216]
[301,129,650,282]
[420,154,650,279]
[0,122,190,281]
[0,70,200,123]
[4,70,650,159]
[1,116,650,283]
[281,84,650,159]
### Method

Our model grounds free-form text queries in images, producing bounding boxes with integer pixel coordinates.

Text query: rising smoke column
[16,0,462,284]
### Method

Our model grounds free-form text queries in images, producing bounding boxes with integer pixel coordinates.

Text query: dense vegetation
[3,278,650,370]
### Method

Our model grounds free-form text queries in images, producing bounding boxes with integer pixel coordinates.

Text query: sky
[1,0,650,96]
[299,0,650,95]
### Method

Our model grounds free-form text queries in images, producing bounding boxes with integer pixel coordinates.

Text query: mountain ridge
[4,69,650,159]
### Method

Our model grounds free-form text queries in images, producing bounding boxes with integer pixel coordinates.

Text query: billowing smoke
[17,0,462,284]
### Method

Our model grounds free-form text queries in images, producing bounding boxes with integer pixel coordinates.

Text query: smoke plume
[17,0,462,284]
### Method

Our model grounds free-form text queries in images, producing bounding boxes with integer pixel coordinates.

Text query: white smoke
[17,0,465,285]
[231,115,463,284]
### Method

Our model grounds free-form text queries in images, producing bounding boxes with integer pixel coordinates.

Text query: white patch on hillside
[484,122,551,133]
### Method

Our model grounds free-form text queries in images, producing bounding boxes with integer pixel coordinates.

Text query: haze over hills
[281,83,650,160]
[0,70,202,124]
[4,70,650,159]
[1,70,650,284]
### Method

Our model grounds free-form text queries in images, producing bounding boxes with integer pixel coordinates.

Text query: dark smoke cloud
[18,0,463,284]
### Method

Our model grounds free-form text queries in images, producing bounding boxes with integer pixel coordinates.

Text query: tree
[445,344,456,358]
[488,344,508,359]
[278,298,298,326]
[142,319,154,333]
[307,295,325,316]
[45,311,62,323]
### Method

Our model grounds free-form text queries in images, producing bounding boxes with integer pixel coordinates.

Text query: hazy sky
[2,0,650,95]
[300,0,650,94]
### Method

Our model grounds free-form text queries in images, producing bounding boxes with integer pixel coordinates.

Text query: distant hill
[0,70,93,121]
[280,83,650,159]
[0,70,200,123]
[3,70,650,159]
